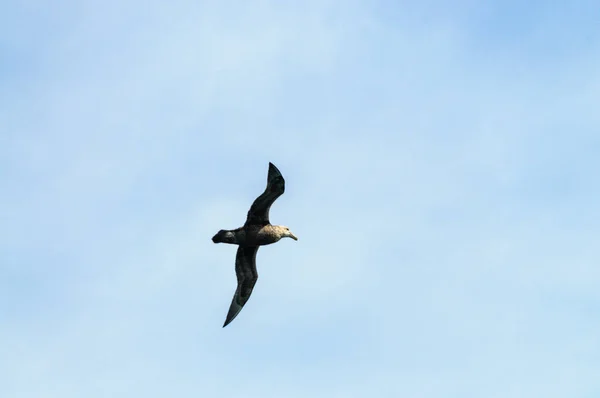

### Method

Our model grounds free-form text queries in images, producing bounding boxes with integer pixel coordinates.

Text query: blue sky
[1,1,599,397]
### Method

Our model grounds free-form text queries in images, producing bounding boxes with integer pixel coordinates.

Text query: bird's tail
[212,229,236,244]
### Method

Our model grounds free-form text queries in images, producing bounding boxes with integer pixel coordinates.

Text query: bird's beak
[289,232,298,241]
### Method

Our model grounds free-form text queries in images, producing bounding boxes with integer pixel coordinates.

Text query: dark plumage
[213,162,297,327]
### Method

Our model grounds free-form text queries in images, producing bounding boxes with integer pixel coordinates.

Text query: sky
[1,0,600,397]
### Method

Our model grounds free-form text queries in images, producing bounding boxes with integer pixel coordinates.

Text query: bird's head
[280,226,298,241]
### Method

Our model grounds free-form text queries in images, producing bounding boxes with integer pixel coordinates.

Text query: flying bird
[212,162,298,327]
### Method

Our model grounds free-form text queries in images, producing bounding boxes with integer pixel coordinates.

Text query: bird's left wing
[223,246,259,327]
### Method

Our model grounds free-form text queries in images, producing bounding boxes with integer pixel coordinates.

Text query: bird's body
[212,224,292,246]
[212,162,297,327]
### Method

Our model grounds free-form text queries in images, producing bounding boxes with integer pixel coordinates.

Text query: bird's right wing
[223,246,259,327]
[244,162,285,227]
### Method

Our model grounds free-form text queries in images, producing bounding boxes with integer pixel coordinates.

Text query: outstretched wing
[244,162,285,226]
[223,246,259,327]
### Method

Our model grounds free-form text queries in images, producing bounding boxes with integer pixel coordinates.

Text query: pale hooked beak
[288,231,298,241]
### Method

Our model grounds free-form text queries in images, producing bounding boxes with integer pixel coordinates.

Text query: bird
[212,162,298,327]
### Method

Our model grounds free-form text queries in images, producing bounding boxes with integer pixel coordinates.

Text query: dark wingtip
[268,162,282,178]
[222,299,244,328]
[222,309,238,328]
[223,318,232,328]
